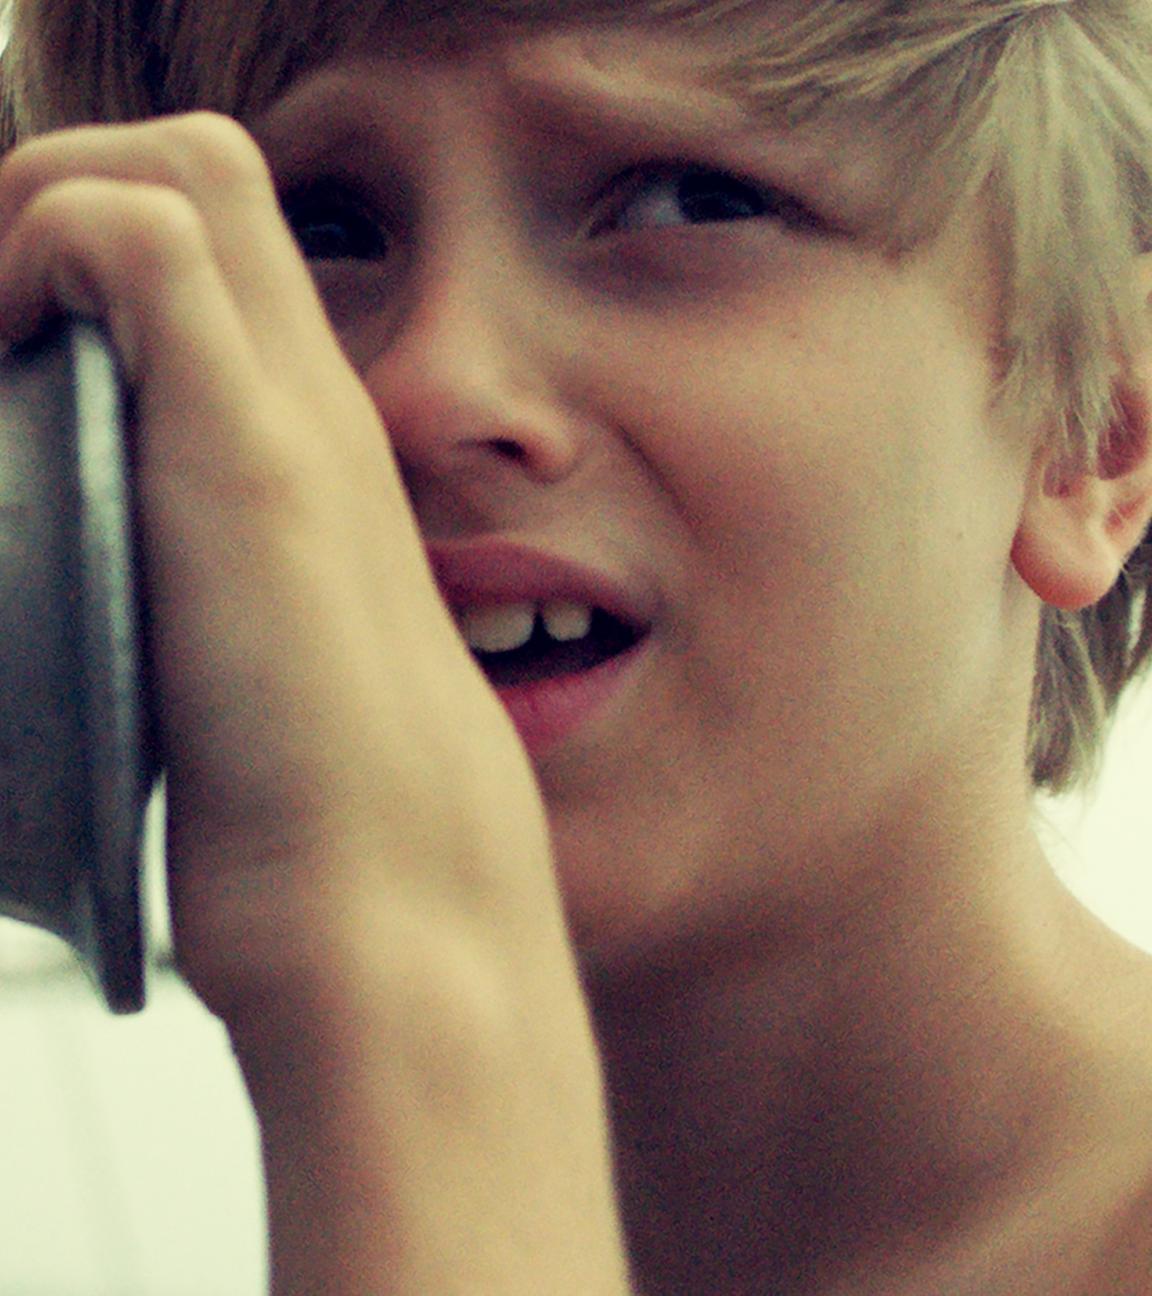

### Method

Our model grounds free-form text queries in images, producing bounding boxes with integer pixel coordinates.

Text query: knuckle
[20,176,110,244]
[113,185,211,284]
[26,178,209,278]
[157,111,272,196]
[128,182,206,243]
[0,135,63,199]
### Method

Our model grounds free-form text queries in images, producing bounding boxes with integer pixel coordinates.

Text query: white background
[0,682,1147,1296]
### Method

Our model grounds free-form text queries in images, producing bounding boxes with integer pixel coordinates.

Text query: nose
[357,255,584,493]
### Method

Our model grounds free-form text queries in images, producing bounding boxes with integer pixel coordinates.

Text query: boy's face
[255,19,1037,969]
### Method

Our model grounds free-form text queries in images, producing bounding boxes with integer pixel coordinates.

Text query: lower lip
[490,639,648,758]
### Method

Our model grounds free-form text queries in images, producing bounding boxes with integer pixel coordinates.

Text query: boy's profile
[2,1,1152,1292]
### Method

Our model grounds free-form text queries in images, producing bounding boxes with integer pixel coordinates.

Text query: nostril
[489,437,529,462]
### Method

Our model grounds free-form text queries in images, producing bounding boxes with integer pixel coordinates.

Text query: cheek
[600,273,1015,589]
[548,255,1026,946]
[596,292,1021,752]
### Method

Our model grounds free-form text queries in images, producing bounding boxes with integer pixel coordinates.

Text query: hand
[0,111,546,999]
[0,114,629,1294]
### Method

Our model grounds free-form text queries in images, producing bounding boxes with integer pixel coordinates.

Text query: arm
[0,113,631,1295]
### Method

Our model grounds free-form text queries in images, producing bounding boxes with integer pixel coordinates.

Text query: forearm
[227,915,633,1296]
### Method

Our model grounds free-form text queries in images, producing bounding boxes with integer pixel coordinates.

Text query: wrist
[217,908,630,1296]
[167,778,563,1030]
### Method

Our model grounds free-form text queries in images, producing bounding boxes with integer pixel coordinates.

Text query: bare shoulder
[1078,933,1152,1295]
[1084,1168,1152,1296]
[1000,909,1152,1296]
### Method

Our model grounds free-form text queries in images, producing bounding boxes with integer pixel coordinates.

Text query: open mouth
[460,605,643,687]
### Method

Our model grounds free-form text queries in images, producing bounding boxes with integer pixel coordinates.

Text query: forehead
[159,0,976,249]
[207,0,888,123]
[287,0,776,50]
[256,18,902,232]
[242,0,912,170]
[290,20,770,132]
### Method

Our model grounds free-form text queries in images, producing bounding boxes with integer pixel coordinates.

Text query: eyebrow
[260,43,761,155]
[255,36,898,235]
[262,59,782,178]
[543,86,894,244]
[502,42,760,149]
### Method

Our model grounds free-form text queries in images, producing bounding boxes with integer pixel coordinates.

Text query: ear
[1012,266,1152,612]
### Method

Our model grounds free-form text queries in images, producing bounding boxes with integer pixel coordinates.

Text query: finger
[0,168,449,761]
[0,165,440,607]
[0,173,261,404]
[0,164,399,485]
[0,167,421,579]
[0,114,332,372]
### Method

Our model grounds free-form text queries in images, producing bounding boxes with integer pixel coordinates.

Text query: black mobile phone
[0,318,156,1013]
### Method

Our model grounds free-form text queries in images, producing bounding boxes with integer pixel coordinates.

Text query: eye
[280,180,390,262]
[591,165,820,237]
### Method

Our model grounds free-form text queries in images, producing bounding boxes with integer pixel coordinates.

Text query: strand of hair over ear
[996,0,1075,16]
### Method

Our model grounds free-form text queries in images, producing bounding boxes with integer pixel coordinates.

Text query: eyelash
[589,164,823,238]
[279,163,822,263]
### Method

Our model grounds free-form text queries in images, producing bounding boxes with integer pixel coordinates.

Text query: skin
[1,14,1152,1296]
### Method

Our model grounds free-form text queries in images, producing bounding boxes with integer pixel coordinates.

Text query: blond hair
[4,0,1152,791]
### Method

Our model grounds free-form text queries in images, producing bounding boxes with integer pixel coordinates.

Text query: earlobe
[1013,251,1152,611]
[1012,385,1152,612]
[1011,481,1122,613]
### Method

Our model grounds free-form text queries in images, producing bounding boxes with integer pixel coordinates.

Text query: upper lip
[424,539,659,633]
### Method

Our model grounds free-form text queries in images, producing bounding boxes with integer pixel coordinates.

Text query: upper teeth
[457,601,594,654]
[541,601,595,643]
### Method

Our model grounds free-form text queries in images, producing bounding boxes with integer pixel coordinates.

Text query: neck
[585,806,1152,1296]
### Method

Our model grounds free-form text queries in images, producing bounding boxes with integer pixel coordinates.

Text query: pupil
[678,173,764,223]
[297,221,358,260]
[282,186,388,261]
